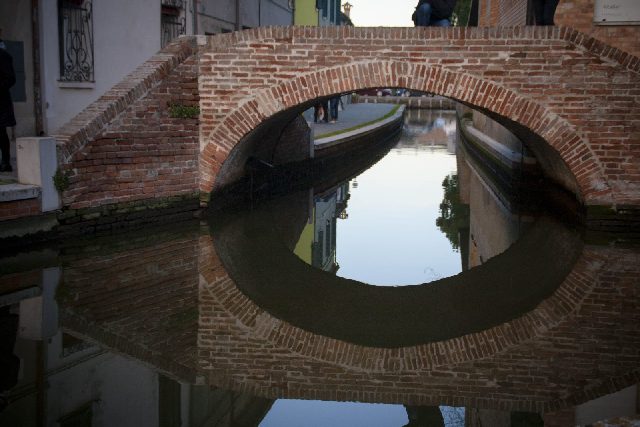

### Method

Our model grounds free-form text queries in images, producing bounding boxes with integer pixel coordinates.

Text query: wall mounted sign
[593,0,640,24]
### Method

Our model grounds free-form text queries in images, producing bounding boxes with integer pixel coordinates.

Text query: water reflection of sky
[260,400,408,427]
[261,400,466,426]
[336,146,459,286]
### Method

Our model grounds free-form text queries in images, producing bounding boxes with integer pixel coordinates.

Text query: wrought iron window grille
[58,0,94,82]
[161,0,186,48]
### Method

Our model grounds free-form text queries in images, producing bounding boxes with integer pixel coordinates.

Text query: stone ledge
[0,183,41,202]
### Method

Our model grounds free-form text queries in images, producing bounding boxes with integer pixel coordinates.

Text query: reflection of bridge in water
[56,208,639,417]
[3,125,638,425]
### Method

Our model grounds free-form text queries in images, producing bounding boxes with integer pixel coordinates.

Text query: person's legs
[532,0,545,25]
[416,2,433,26]
[330,98,339,122]
[542,0,559,25]
[432,18,450,27]
[0,127,11,171]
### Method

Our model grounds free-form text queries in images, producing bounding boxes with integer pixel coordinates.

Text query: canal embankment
[353,94,456,110]
[224,102,406,208]
[310,103,405,157]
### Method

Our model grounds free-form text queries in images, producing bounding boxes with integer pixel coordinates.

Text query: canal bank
[310,103,405,156]
[228,103,406,208]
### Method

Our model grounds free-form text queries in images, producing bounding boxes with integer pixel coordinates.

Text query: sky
[344,0,416,27]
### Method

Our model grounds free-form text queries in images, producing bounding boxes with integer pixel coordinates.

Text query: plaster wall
[41,0,163,133]
[198,0,293,32]
[575,385,638,425]
[245,0,293,27]
[46,352,159,427]
[294,0,319,25]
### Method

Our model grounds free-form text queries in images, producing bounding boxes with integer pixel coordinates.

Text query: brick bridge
[54,26,640,217]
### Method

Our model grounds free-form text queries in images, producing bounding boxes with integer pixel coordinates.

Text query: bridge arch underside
[212,93,589,208]
[198,28,640,211]
[205,65,600,205]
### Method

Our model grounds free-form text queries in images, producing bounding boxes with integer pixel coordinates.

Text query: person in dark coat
[412,0,457,27]
[532,0,559,25]
[0,42,16,172]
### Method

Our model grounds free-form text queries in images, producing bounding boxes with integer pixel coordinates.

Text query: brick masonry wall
[543,407,576,427]
[197,26,640,209]
[54,38,200,211]
[0,198,40,221]
[481,0,640,57]
[478,0,503,26]
[59,226,201,380]
[477,0,527,27]
[556,0,640,58]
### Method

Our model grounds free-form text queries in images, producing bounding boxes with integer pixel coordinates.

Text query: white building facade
[0,0,294,140]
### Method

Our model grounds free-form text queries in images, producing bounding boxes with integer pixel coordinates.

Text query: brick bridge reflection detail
[58,209,640,415]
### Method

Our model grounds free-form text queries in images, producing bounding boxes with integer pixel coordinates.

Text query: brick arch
[200,60,611,205]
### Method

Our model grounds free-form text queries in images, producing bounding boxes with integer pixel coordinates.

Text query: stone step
[0,182,41,202]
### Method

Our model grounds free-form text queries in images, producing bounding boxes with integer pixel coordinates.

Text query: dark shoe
[0,163,12,172]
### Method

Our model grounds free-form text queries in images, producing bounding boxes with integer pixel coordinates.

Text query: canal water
[0,109,638,426]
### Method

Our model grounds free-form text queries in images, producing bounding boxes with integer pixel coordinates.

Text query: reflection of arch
[206,194,590,370]
[200,61,609,205]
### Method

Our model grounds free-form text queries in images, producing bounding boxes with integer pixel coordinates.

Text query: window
[58,0,94,82]
[161,0,186,48]
[317,0,328,18]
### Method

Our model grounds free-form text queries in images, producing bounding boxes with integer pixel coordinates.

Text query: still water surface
[333,142,459,285]
[0,109,638,426]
